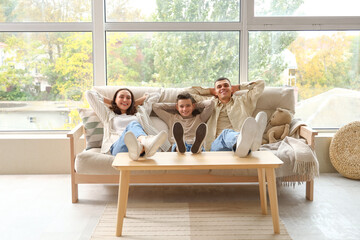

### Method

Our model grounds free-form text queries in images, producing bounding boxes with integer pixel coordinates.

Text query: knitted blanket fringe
[260,136,319,187]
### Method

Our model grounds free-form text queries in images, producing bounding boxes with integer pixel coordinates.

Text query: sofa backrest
[92,85,295,119]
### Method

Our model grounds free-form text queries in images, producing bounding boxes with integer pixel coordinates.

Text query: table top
[112,151,283,171]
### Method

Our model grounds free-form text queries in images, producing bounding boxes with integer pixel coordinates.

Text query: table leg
[257,168,267,215]
[116,170,130,237]
[265,168,280,234]
[123,172,130,217]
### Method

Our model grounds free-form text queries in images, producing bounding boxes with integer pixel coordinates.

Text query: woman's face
[115,90,132,114]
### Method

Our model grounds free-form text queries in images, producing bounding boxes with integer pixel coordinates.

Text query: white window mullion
[239,0,251,83]
[92,0,106,86]
[0,22,91,32]
[248,23,360,31]
[249,16,360,26]
[105,22,241,31]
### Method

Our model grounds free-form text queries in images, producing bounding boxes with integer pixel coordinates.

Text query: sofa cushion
[75,148,117,175]
[75,148,169,175]
[78,108,104,150]
[253,87,295,118]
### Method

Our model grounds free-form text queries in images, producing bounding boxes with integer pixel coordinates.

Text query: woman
[86,88,167,160]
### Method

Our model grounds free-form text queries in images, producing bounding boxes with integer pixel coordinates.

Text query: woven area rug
[91,201,292,240]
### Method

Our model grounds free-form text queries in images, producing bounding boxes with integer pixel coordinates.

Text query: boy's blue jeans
[110,121,146,156]
[210,129,239,151]
[171,143,204,152]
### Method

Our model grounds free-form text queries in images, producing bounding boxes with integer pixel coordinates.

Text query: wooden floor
[0,173,359,240]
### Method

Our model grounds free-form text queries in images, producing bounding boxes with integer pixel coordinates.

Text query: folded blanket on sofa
[260,136,319,184]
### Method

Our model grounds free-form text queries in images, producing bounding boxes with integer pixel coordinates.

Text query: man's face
[176,99,195,117]
[215,79,232,102]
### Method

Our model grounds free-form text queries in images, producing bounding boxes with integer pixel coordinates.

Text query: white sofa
[68,86,318,203]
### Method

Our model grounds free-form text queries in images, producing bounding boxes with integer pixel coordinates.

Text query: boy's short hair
[176,92,200,116]
[176,92,196,104]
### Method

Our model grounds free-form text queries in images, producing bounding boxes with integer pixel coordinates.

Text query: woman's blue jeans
[110,121,146,156]
[210,129,239,151]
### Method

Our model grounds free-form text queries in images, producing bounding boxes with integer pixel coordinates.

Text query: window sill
[0,132,68,140]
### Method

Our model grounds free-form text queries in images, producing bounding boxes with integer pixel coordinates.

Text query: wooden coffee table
[112,151,283,236]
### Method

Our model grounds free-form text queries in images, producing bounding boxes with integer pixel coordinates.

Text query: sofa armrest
[67,123,86,172]
[299,125,318,150]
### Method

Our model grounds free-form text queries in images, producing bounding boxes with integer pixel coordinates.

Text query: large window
[0,0,92,131]
[0,32,92,130]
[249,31,360,128]
[106,31,239,87]
[1,0,359,131]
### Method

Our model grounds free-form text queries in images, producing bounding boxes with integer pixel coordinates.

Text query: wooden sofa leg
[71,175,78,203]
[72,183,78,203]
[306,179,314,201]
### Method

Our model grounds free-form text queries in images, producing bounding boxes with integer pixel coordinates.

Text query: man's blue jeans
[210,129,239,151]
[110,121,146,156]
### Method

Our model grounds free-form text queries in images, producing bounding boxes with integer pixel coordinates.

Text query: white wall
[0,134,79,174]
[0,135,336,174]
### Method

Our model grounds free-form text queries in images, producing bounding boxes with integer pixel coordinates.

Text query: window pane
[0,32,93,131]
[249,31,360,128]
[106,32,239,87]
[106,0,240,22]
[0,0,91,22]
[255,0,360,16]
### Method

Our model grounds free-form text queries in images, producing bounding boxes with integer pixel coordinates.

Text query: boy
[153,92,214,154]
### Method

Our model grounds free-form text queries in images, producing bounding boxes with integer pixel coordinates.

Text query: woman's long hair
[110,88,137,115]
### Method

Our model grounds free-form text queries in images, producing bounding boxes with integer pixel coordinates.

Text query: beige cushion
[75,148,168,175]
[75,148,117,175]
[253,87,295,119]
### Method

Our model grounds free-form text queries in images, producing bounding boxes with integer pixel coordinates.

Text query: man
[188,77,267,157]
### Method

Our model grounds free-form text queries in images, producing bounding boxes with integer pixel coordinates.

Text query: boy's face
[176,99,195,117]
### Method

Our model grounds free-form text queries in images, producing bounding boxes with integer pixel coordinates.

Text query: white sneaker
[251,111,267,151]
[235,117,257,157]
[124,131,142,160]
[142,131,168,158]
[191,123,207,154]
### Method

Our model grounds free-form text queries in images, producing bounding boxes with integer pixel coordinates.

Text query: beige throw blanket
[260,134,319,184]
[136,92,172,152]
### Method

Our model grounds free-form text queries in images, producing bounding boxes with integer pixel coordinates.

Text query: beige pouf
[329,121,360,180]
